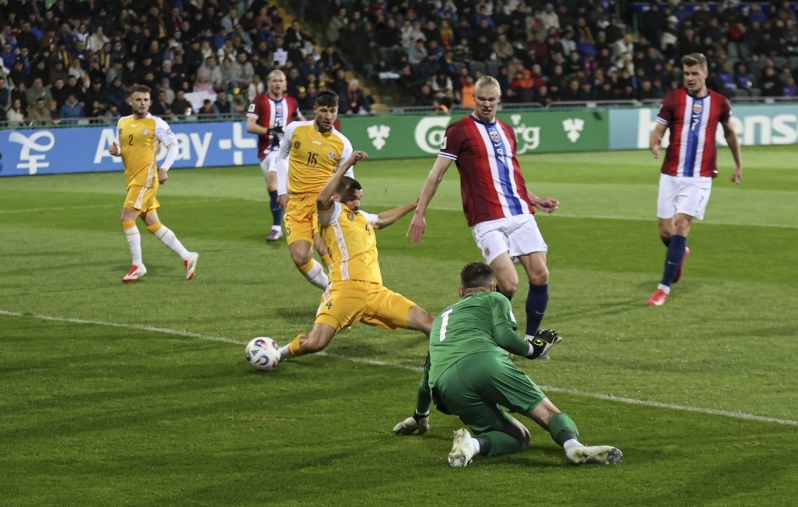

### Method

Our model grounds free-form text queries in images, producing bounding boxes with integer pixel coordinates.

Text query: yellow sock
[146,221,163,234]
[321,254,333,269]
[287,335,305,357]
[298,260,314,274]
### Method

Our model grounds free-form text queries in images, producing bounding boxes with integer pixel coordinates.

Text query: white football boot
[448,428,478,468]
[184,252,199,280]
[122,265,147,283]
[566,445,623,465]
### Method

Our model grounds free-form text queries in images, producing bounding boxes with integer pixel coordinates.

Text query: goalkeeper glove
[268,126,284,139]
[526,329,562,359]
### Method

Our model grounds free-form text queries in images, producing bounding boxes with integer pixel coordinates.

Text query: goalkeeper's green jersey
[428,291,531,390]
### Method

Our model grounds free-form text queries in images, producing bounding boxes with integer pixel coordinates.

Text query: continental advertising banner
[609,104,798,150]
[340,110,609,158]
[0,121,258,177]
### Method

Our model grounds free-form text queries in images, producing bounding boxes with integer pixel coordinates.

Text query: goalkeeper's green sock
[475,432,525,457]
[548,412,580,447]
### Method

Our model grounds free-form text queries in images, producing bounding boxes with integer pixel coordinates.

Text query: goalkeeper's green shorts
[432,351,546,434]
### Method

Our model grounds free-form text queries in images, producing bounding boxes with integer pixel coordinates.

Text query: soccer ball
[245,337,280,371]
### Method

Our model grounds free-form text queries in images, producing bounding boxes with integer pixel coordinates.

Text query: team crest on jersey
[292,140,301,149]
[276,105,283,113]
[142,129,149,136]
[346,212,355,221]
[489,131,501,143]
[693,103,703,114]
[329,151,337,160]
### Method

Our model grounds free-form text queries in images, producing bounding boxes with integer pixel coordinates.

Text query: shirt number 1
[439,308,453,341]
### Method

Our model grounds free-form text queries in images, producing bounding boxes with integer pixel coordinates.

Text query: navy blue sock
[268,190,282,228]
[660,235,687,287]
[497,286,513,301]
[525,283,549,336]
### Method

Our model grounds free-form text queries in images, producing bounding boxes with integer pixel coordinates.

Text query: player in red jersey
[647,53,742,306]
[410,75,560,348]
[246,70,306,241]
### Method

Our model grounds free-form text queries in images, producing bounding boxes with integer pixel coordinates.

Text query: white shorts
[260,150,279,177]
[471,214,547,265]
[657,174,713,220]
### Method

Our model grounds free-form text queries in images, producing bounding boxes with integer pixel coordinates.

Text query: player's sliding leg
[121,208,146,282]
[528,398,623,465]
[277,323,337,361]
[648,213,693,306]
[288,240,329,289]
[143,211,199,280]
[264,162,283,242]
[313,232,333,271]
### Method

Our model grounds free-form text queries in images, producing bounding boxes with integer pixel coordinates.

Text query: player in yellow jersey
[276,153,435,362]
[274,90,359,290]
[109,84,198,283]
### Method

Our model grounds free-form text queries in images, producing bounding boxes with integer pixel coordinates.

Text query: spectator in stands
[248,73,264,102]
[454,18,474,47]
[326,8,348,46]
[493,33,514,63]
[473,34,492,62]
[511,69,535,103]
[213,93,232,115]
[198,98,215,119]
[783,77,797,97]
[150,89,171,118]
[199,56,222,89]
[641,3,664,45]
[231,88,248,115]
[415,82,436,106]
[220,56,236,93]
[341,79,373,115]
[171,89,193,116]
[453,38,472,63]
[409,39,427,65]
[541,4,559,31]
[27,77,53,107]
[761,66,783,97]
[377,18,401,48]
[418,52,441,83]
[717,62,737,92]
[60,93,84,123]
[0,76,10,111]
[26,97,51,124]
[6,98,25,125]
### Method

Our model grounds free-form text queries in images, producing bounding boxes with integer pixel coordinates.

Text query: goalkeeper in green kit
[394,262,623,468]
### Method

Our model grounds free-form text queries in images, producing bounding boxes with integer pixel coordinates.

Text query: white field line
[3,309,797,427]
[244,199,798,229]
[12,199,791,230]
[0,204,118,214]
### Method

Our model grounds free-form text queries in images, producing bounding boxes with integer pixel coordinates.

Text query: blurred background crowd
[1,0,797,125]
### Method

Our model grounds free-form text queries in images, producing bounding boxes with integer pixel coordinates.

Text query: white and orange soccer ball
[245,337,280,371]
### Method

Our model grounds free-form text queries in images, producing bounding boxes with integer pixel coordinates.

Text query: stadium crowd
[1,0,798,125]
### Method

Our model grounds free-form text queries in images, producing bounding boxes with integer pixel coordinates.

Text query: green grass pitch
[1,146,797,506]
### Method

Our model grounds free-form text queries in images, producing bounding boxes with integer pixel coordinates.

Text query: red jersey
[247,94,300,158]
[438,115,534,227]
[656,88,731,178]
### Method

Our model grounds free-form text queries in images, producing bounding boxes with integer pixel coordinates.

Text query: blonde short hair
[268,69,286,81]
[474,75,501,93]
[681,53,707,71]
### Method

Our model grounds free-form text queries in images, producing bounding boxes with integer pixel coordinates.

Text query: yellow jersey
[116,113,177,188]
[319,201,382,284]
[278,120,353,195]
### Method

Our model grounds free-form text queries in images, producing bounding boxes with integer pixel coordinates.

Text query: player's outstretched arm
[316,151,369,211]
[650,122,668,159]
[407,156,453,243]
[373,198,419,230]
[245,115,270,136]
[722,122,743,183]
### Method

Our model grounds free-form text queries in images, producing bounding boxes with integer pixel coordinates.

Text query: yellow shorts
[124,185,160,214]
[284,194,320,246]
[315,280,417,333]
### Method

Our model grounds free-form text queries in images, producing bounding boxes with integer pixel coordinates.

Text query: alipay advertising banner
[0,121,259,177]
